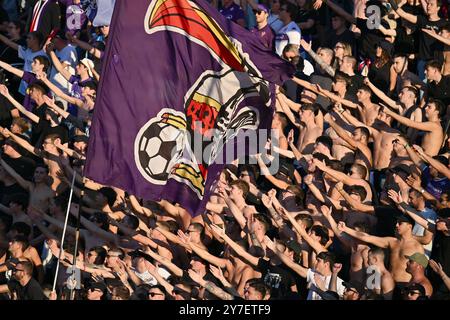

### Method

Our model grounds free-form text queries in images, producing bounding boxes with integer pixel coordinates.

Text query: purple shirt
[68,75,93,116]
[219,3,245,24]
[22,71,52,112]
[251,24,275,51]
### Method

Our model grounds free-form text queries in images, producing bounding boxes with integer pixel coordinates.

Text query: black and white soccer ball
[136,120,184,183]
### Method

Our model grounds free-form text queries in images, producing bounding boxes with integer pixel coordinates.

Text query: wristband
[420,188,425,194]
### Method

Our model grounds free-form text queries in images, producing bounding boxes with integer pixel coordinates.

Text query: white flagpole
[52,171,77,294]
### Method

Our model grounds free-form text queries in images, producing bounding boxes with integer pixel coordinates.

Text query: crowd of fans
[0,0,449,301]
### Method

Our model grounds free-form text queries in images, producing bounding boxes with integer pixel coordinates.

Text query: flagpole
[69,172,87,300]
[52,169,77,294]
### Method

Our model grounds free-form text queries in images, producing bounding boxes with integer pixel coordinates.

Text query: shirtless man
[338,215,425,297]
[1,128,66,195]
[271,111,289,151]
[206,180,256,230]
[383,99,444,156]
[325,113,372,170]
[313,159,373,202]
[340,108,400,170]
[365,78,422,143]
[277,94,322,154]
[366,247,395,300]
[0,157,54,213]
[322,207,369,284]
[405,252,433,297]
[318,84,380,127]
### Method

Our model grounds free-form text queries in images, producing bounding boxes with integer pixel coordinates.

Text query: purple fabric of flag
[85,0,295,216]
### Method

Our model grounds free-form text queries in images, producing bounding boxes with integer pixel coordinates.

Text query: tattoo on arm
[204,281,234,300]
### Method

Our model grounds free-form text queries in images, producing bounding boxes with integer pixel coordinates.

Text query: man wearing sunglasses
[8,260,46,300]
[250,5,275,51]
[274,3,301,57]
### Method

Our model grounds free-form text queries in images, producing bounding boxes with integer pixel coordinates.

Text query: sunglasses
[253,10,264,14]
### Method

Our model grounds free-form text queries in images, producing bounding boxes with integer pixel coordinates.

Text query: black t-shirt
[355,18,383,59]
[30,103,49,146]
[416,15,447,61]
[257,259,296,299]
[427,75,450,106]
[325,29,356,52]
[295,9,317,36]
[347,74,364,98]
[2,155,36,181]
[394,26,419,56]
[7,278,46,300]
[0,95,14,128]
[368,61,392,93]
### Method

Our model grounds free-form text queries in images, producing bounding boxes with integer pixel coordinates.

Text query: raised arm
[265,236,308,278]
[0,34,19,51]
[257,155,290,190]
[0,157,32,190]
[422,28,450,46]
[143,248,183,278]
[300,39,335,77]
[0,60,24,78]
[0,85,39,123]
[383,107,438,132]
[389,0,418,24]
[38,73,82,106]
[413,145,450,179]
[321,0,356,24]
[316,85,358,109]
[187,269,234,300]
[364,78,398,109]
[68,34,103,60]
[46,45,73,81]
[338,222,394,248]
[210,224,260,267]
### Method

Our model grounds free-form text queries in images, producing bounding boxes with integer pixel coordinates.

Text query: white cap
[80,58,94,78]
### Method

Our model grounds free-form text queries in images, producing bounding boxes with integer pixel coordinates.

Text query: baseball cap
[343,280,366,296]
[405,253,429,268]
[80,58,94,77]
[256,4,269,13]
[396,214,415,226]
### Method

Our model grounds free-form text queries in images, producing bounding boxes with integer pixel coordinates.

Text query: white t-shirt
[18,46,46,95]
[412,208,437,258]
[275,21,301,57]
[306,268,345,300]
[133,267,171,285]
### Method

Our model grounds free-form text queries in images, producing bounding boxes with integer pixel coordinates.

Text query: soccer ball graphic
[135,109,186,184]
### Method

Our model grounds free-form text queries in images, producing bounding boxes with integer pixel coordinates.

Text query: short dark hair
[248,279,270,298]
[11,235,29,250]
[229,180,250,198]
[17,260,34,276]
[351,163,367,179]
[29,31,44,46]
[353,221,370,233]
[310,225,329,246]
[302,103,320,116]
[356,127,370,140]
[275,111,289,129]
[359,84,372,95]
[425,60,442,71]
[316,136,333,153]
[28,81,48,95]
[333,71,351,87]
[112,285,131,300]
[33,55,50,72]
[125,215,140,230]
[294,213,313,230]
[427,98,445,118]
[328,159,343,172]
[89,246,107,265]
[347,185,367,201]
[189,222,205,234]
[317,251,335,266]
[98,187,117,207]
[254,213,271,233]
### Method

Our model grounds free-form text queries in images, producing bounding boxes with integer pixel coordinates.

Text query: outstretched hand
[387,189,403,204]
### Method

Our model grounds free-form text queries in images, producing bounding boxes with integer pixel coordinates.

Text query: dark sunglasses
[253,10,263,14]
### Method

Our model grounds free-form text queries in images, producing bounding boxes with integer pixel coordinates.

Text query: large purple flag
[85,0,295,216]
